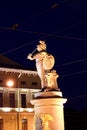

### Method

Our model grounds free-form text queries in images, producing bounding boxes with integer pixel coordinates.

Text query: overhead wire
[55,58,87,67]
[0,1,87,43]
[16,3,59,28]
[0,2,86,79]
[55,58,87,77]
[55,18,87,34]
[0,26,87,42]
[0,38,41,55]
[60,70,87,78]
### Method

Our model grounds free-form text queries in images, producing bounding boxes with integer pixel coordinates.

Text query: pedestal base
[34,91,62,98]
[31,91,67,130]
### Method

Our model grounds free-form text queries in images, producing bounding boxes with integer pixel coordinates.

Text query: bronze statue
[27,40,59,91]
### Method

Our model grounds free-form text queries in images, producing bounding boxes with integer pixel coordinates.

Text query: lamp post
[17,73,22,130]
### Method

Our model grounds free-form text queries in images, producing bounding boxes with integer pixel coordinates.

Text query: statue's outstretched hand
[27,54,33,60]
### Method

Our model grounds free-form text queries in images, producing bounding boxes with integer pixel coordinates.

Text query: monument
[27,40,67,130]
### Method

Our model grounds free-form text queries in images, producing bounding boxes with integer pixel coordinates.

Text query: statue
[27,40,59,91]
[35,114,54,130]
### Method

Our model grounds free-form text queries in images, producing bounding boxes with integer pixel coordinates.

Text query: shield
[43,54,55,70]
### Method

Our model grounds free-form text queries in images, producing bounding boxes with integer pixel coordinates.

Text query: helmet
[39,40,46,50]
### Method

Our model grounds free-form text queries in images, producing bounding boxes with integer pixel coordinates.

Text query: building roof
[0,55,37,75]
[0,54,25,69]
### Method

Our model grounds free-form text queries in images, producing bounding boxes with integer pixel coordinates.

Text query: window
[0,93,3,107]
[9,93,15,107]
[32,82,37,86]
[21,81,26,85]
[0,119,3,130]
[0,80,2,83]
[21,94,26,108]
[22,119,27,130]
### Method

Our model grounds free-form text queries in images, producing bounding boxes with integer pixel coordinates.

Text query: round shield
[43,54,55,70]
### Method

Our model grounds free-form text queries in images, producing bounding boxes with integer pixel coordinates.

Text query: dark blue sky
[0,0,87,110]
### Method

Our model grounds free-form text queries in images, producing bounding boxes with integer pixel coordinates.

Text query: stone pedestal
[31,91,67,130]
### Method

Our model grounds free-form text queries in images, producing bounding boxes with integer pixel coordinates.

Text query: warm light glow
[2,107,11,112]
[15,108,23,112]
[6,80,14,87]
[26,108,34,112]
[15,108,34,112]
[0,107,34,112]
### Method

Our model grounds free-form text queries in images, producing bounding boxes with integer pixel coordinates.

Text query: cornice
[0,67,37,75]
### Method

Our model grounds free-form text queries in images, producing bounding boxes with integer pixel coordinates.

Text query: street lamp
[6,80,14,87]
[6,77,20,130]
[5,79,14,112]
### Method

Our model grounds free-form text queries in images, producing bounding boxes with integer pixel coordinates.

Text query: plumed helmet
[39,40,46,50]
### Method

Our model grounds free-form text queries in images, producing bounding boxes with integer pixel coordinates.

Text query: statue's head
[38,40,46,50]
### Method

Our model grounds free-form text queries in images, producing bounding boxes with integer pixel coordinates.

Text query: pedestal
[31,91,67,130]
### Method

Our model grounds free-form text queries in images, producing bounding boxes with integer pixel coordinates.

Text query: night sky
[0,0,87,110]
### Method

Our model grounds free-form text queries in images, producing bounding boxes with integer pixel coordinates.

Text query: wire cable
[0,38,42,55]
[0,26,87,42]
[55,58,87,68]
[60,70,87,78]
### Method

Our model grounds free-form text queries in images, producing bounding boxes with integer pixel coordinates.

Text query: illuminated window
[0,93,3,107]
[21,94,26,108]
[9,93,15,107]
[22,119,27,130]
[0,119,3,130]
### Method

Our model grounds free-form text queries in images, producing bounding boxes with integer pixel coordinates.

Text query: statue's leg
[36,62,47,89]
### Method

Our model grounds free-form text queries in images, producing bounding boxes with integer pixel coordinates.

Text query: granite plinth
[34,91,62,98]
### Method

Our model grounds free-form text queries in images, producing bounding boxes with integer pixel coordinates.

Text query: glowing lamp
[6,80,14,87]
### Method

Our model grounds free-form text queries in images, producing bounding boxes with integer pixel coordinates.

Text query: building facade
[0,67,41,130]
